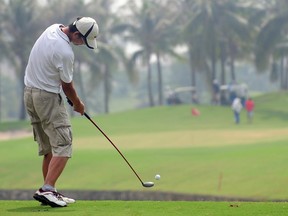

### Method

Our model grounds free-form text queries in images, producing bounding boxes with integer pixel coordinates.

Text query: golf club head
[142,182,154,188]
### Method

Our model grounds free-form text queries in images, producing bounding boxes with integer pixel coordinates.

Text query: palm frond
[255,13,288,71]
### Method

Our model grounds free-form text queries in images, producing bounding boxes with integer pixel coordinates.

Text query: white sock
[42,184,55,192]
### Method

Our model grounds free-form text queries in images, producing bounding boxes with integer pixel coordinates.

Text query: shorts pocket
[53,122,72,145]
[32,127,37,142]
[32,122,46,144]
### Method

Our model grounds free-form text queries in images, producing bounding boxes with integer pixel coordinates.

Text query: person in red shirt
[245,98,255,123]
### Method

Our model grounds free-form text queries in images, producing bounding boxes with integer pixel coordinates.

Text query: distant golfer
[231,97,243,124]
[24,17,99,207]
[245,98,255,123]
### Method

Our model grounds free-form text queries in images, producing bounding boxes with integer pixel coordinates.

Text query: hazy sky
[38,0,128,9]
[37,0,131,15]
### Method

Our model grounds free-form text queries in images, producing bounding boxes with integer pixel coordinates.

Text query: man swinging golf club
[24,17,99,207]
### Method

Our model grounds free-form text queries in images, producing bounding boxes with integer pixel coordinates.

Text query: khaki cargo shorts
[24,87,72,157]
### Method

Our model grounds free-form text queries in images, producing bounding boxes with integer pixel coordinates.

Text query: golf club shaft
[83,112,145,185]
[66,98,146,185]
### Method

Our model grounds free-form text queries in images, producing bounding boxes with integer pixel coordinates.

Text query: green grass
[1,92,288,201]
[0,120,30,132]
[1,139,288,199]
[1,201,288,216]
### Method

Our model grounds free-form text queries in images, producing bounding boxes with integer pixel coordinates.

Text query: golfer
[24,17,99,207]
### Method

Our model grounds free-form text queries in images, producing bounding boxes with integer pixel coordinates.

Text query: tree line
[0,0,287,121]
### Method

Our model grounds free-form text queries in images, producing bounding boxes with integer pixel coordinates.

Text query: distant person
[245,98,255,123]
[191,89,199,104]
[191,107,200,116]
[212,79,220,105]
[231,97,243,124]
[166,91,181,105]
[24,17,99,207]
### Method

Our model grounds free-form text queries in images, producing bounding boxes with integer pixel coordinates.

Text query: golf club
[67,98,154,188]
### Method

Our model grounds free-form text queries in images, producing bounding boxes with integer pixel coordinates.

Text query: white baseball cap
[73,17,99,50]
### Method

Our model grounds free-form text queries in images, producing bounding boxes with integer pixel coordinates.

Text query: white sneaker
[57,192,76,204]
[33,189,67,207]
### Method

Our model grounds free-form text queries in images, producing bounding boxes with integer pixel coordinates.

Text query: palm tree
[0,0,6,121]
[255,0,288,89]
[181,0,252,91]
[112,0,161,107]
[2,0,42,120]
[151,0,183,105]
[220,0,253,83]
[180,0,219,95]
[84,0,128,114]
[113,0,182,107]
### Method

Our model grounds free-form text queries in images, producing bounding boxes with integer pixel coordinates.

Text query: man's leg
[33,156,69,207]
[44,157,69,187]
[42,153,52,180]
[36,155,75,207]
[236,112,240,124]
[28,90,72,207]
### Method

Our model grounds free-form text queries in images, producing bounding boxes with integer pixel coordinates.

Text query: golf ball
[155,174,161,180]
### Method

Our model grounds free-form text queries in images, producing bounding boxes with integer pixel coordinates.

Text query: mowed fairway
[1,201,288,216]
[1,92,288,203]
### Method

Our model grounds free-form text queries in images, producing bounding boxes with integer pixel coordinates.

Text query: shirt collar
[57,24,70,44]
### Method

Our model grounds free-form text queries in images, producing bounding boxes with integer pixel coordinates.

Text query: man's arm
[61,81,85,115]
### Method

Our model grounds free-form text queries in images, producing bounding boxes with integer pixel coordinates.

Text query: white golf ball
[155,174,161,180]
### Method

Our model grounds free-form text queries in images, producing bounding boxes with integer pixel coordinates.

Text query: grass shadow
[7,206,74,213]
[258,110,288,121]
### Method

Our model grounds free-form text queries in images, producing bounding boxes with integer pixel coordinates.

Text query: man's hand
[62,81,85,115]
[66,97,85,115]
[73,100,85,115]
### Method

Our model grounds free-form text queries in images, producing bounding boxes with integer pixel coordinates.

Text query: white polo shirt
[24,24,74,93]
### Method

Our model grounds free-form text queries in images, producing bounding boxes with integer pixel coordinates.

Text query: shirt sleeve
[54,49,74,83]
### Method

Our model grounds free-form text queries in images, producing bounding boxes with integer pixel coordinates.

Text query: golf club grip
[67,98,73,107]
[66,97,86,116]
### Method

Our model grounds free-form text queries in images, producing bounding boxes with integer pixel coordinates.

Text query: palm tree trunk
[188,48,197,103]
[75,61,88,114]
[280,56,284,90]
[156,52,163,105]
[147,63,154,107]
[230,56,236,81]
[211,44,217,81]
[0,64,2,122]
[210,44,217,102]
[104,64,110,113]
[188,47,196,87]
[220,42,226,85]
[220,59,226,85]
[228,41,236,81]
[285,57,288,90]
[19,60,26,120]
